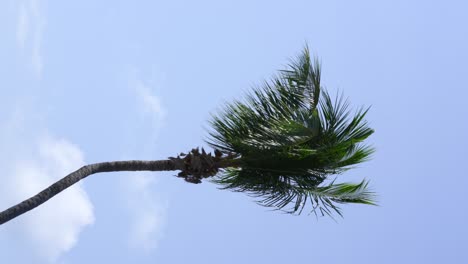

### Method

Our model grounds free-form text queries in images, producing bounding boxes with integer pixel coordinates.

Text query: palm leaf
[207,46,375,217]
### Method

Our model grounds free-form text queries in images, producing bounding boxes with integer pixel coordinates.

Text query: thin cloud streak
[16,0,45,76]
[135,78,167,121]
[16,3,28,49]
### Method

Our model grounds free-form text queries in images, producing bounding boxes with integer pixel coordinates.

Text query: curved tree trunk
[0,160,181,226]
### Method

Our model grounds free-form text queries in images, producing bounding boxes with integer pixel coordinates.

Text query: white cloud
[16,0,45,76]
[3,137,94,262]
[0,110,94,263]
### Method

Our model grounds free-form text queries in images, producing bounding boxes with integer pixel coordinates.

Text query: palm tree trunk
[0,159,181,226]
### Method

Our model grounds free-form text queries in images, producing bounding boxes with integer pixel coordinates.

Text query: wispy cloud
[120,70,168,252]
[0,108,94,263]
[16,0,45,76]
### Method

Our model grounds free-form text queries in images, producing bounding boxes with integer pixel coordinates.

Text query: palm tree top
[207,46,375,217]
[0,46,376,226]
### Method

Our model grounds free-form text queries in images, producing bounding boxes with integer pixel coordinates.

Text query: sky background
[1,0,467,263]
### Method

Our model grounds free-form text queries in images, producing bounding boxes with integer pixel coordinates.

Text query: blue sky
[1,0,467,263]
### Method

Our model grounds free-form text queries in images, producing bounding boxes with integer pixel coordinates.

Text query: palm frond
[206,46,375,217]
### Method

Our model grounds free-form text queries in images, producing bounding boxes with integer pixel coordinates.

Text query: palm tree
[0,47,375,225]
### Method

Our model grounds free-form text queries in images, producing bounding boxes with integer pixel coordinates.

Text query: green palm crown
[207,47,375,217]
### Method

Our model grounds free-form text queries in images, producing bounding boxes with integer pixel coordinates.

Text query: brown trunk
[0,148,241,226]
[0,159,181,226]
